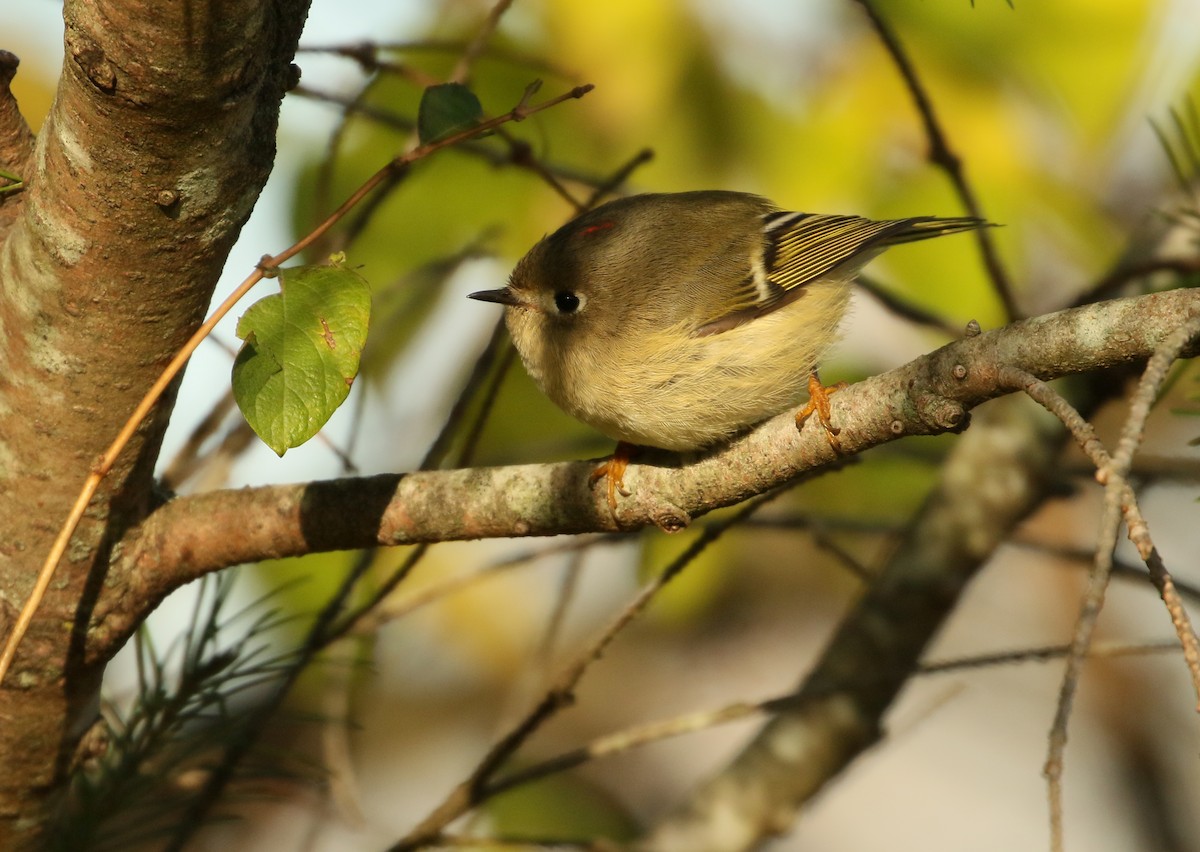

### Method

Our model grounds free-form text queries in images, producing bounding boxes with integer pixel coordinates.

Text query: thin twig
[421,319,510,470]
[426,836,600,850]
[319,638,367,827]
[1001,364,1200,697]
[853,0,1016,319]
[453,341,518,468]
[1011,536,1200,605]
[997,367,1108,461]
[472,639,1182,805]
[300,41,438,86]
[349,535,627,637]
[808,528,874,584]
[298,39,571,81]
[348,553,530,637]
[296,83,638,200]
[1071,256,1200,307]
[158,390,239,492]
[534,549,587,668]
[855,273,964,338]
[582,147,655,210]
[485,701,766,801]
[1106,315,1200,701]
[390,491,783,851]
[1017,314,1200,852]
[450,0,516,85]
[1044,466,1119,852]
[532,144,656,215]
[498,127,584,210]
[327,157,412,258]
[919,640,1182,675]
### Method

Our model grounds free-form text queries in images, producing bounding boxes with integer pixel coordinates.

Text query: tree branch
[97,287,1200,657]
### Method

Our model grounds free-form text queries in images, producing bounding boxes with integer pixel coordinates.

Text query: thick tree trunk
[0,1,308,843]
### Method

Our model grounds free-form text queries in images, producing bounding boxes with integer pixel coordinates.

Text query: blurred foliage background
[8,0,1200,849]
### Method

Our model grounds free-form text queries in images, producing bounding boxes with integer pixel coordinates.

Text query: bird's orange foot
[796,373,848,451]
[590,441,637,512]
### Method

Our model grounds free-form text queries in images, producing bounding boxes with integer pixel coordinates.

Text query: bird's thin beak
[467,286,521,306]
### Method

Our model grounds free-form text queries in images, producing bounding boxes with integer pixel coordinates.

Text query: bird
[470,190,987,510]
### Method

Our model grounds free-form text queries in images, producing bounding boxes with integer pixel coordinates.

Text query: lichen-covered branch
[100,287,1200,659]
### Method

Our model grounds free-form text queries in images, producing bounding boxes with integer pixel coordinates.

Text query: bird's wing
[694,212,983,336]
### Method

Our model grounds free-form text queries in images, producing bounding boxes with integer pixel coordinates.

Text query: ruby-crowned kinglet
[470,190,985,506]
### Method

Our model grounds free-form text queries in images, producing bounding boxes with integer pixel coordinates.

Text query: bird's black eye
[554,291,581,313]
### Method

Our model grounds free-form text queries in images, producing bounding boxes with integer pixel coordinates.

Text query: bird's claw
[590,442,636,512]
[796,373,848,451]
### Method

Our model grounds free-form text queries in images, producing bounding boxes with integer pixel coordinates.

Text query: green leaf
[417,82,484,145]
[232,255,371,455]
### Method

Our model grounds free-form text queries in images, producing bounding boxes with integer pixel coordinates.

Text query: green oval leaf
[417,82,484,145]
[232,255,371,455]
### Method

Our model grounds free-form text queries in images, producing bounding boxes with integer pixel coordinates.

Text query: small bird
[470,191,985,509]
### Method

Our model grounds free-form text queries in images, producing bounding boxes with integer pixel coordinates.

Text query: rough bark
[0,0,308,843]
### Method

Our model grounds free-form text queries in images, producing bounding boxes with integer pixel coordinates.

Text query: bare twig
[499,128,585,209]
[582,147,655,210]
[534,548,587,669]
[468,639,1182,815]
[424,836,600,850]
[809,528,875,583]
[158,390,240,492]
[294,85,650,202]
[452,337,518,468]
[450,0,516,85]
[997,367,1108,461]
[421,319,511,470]
[1031,314,1200,852]
[320,638,367,827]
[1105,316,1200,701]
[298,39,571,81]
[852,0,1016,319]
[1072,255,1200,307]
[526,144,656,215]
[390,491,782,851]
[855,273,964,338]
[486,701,767,802]
[919,641,1182,675]
[1012,537,1200,605]
[1000,363,1200,690]
[349,536,626,637]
